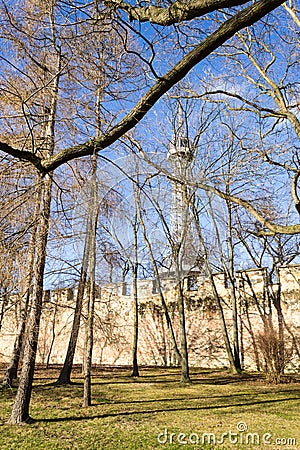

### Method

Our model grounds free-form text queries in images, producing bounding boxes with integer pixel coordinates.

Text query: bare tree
[0,1,285,174]
[182,4,300,234]
[136,162,192,382]
[0,0,289,424]
[191,199,238,373]
[1,182,41,387]
[82,156,98,406]
[3,0,61,423]
[236,223,300,379]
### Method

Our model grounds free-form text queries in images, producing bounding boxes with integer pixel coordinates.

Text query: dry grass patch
[0,365,299,449]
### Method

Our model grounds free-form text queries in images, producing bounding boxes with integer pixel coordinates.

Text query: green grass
[0,366,299,449]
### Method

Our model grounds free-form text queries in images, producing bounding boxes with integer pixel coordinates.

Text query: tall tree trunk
[46,292,58,369]
[82,245,96,407]
[6,1,59,422]
[231,285,241,370]
[176,280,190,383]
[7,174,52,424]
[83,158,98,406]
[193,204,237,373]
[56,216,92,385]
[243,298,261,371]
[131,264,139,377]
[226,199,241,372]
[210,275,237,372]
[136,193,182,364]
[208,195,241,373]
[2,183,41,387]
[0,289,8,331]
[272,270,285,373]
[82,280,93,406]
[131,193,140,378]
[58,75,103,386]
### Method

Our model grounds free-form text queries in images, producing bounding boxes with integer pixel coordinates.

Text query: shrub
[256,327,293,384]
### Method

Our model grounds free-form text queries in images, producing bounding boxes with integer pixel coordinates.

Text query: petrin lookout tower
[167,105,196,275]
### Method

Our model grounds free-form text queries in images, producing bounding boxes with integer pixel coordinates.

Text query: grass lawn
[0,365,299,450]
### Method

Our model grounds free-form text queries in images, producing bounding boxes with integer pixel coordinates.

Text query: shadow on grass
[36,396,300,423]
[91,388,300,406]
[3,364,299,384]
[90,377,259,387]
[28,382,300,409]
[34,372,263,389]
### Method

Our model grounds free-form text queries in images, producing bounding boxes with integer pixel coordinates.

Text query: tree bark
[176,282,190,383]
[56,220,91,385]
[5,1,59,422]
[131,262,140,377]
[82,231,96,406]
[0,289,8,332]
[83,160,98,406]
[226,200,242,372]
[7,174,52,424]
[272,271,285,374]
[2,183,42,388]
[131,188,140,378]
[46,292,58,369]
[108,0,250,26]
[210,275,238,373]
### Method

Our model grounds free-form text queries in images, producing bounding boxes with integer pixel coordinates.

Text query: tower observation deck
[166,125,197,275]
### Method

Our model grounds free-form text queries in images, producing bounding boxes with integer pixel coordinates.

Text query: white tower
[167,105,195,273]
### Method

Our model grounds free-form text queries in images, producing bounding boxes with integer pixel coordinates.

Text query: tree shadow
[92,389,299,406]
[36,396,300,424]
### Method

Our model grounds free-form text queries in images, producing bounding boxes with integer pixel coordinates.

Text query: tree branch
[283,1,300,27]
[0,0,285,176]
[133,142,300,237]
[292,171,300,215]
[30,0,285,172]
[104,0,250,26]
[198,89,287,118]
[194,180,300,236]
[0,143,43,171]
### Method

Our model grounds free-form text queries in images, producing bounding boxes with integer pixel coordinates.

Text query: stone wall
[1,265,300,370]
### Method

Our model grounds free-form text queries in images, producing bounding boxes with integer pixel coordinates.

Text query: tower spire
[167,102,195,273]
